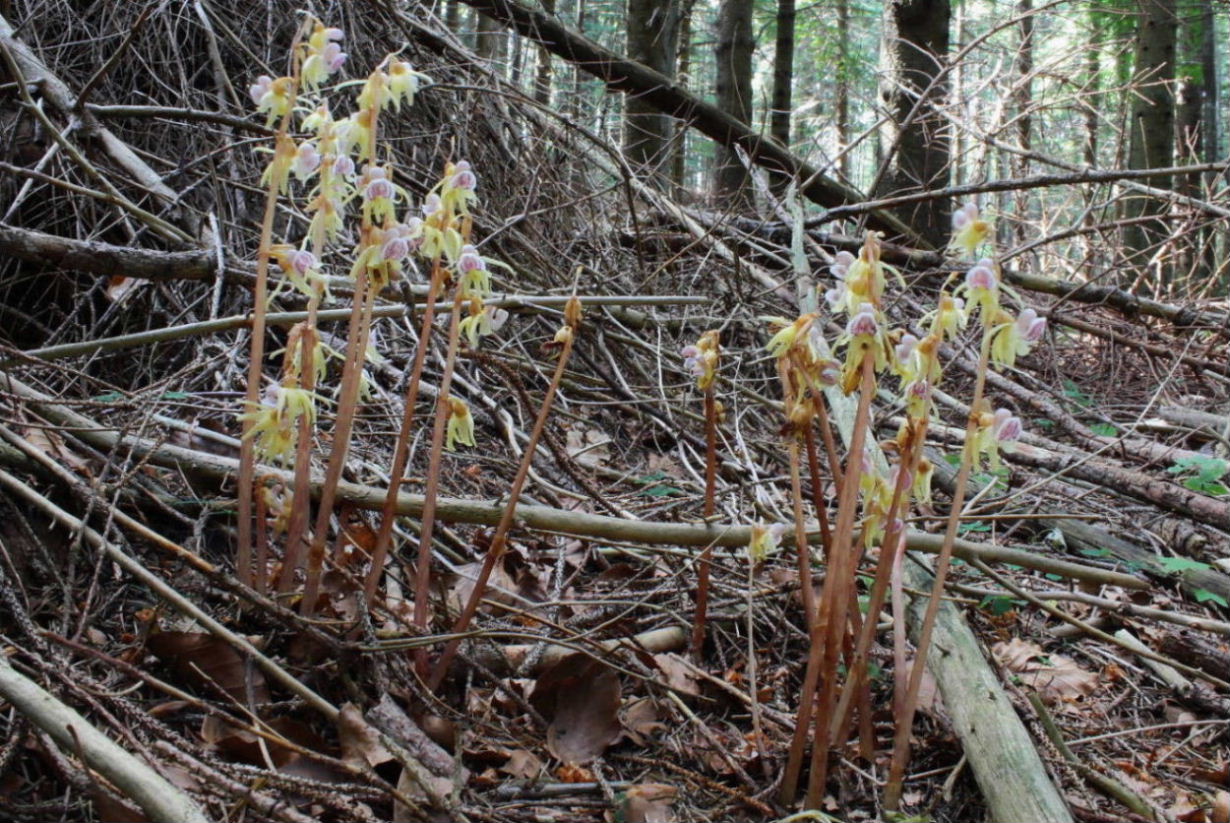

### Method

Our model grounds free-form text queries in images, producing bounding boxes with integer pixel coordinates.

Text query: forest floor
[1,2,1229,822]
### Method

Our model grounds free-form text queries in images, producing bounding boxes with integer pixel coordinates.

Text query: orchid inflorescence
[242,17,508,477]
[757,202,1050,554]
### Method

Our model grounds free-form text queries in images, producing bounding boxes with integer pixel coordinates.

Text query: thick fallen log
[903,559,1074,823]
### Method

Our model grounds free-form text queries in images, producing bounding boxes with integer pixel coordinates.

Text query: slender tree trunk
[476,11,506,66]
[713,0,755,210]
[1084,16,1099,169]
[950,0,962,187]
[1122,0,1178,281]
[836,0,851,183]
[875,0,952,246]
[1175,0,1214,284]
[1198,0,1217,164]
[624,0,681,185]
[509,18,524,86]
[534,0,556,104]
[770,0,795,150]
[1012,0,1034,245]
[446,0,461,30]
[671,0,696,193]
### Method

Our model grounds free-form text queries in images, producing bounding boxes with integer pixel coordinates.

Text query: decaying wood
[904,559,1074,823]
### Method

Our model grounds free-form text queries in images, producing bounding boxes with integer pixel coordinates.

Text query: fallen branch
[0,12,203,240]
[3,371,1145,591]
[903,560,1075,823]
[0,652,212,823]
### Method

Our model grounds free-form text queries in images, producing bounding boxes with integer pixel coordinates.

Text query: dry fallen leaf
[992,637,1098,705]
[499,748,545,780]
[652,653,699,696]
[530,653,622,766]
[338,702,394,770]
[620,697,665,746]
[619,783,678,823]
[566,425,611,468]
[147,631,270,704]
[1213,790,1230,823]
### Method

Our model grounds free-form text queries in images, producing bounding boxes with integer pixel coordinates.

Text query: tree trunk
[475,11,507,65]
[534,0,556,104]
[1013,0,1033,244]
[446,0,461,30]
[1122,0,1178,280]
[671,0,696,193]
[836,0,851,183]
[1198,0,1217,165]
[770,0,795,150]
[623,0,680,185]
[875,0,952,247]
[713,0,755,210]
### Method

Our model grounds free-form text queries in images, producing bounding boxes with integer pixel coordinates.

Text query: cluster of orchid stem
[235,14,513,643]
[684,330,721,658]
[718,204,1042,811]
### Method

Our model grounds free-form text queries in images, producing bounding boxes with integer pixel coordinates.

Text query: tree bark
[670,0,696,193]
[836,0,851,182]
[713,0,755,209]
[770,0,795,150]
[533,0,556,104]
[624,0,680,184]
[1198,0,1217,165]
[875,0,952,247]
[1122,0,1178,278]
[475,10,506,64]
[1013,0,1034,244]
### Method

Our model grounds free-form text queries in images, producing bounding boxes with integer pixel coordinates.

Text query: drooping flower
[455,244,491,295]
[301,22,346,91]
[956,258,1002,320]
[359,165,401,225]
[989,307,1048,369]
[440,160,479,217]
[950,202,990,257]
[747,522,786,563]
[260,132,298,194]
[241,383,318,463]
[387,59,430,110]
[270,244,326,298]
[292,141,321,181]
[971,406,1023,470]
[837,302,890,393]
[283,321,327,387]
[458,301,510,349]
[445,397,476,450]
[928,292,967,340]
[250,75,294,127]
[683,330,720,391]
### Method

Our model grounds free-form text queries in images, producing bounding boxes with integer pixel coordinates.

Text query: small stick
[428,299,582,688]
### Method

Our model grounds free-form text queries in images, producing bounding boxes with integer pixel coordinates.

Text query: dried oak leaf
[147,631,269,704]
[992,637,1098,705]
[338,702,394,770]
[530,652,622,766]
